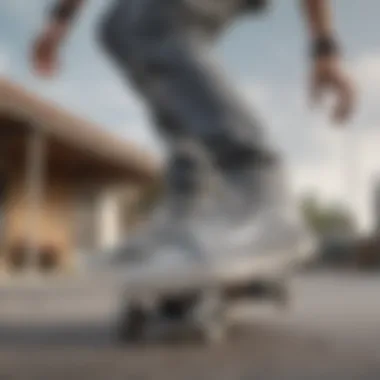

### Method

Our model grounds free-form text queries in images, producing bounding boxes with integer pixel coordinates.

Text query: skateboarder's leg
[97,0,316,263]
[98,0,286,217]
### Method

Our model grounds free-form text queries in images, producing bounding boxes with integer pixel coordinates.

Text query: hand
[31,22,67,77]
[310,56,356,124]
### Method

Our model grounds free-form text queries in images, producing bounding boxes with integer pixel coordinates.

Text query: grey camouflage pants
[98,0,279,200]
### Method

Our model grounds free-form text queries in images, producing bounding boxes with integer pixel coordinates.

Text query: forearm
[301,0,334,39]
[39,0,85,43]
[301,0,341,58]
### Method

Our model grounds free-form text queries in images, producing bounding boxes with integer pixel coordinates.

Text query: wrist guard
[243,0,269,12]
[311,36,340,59]
[49,1,79,22]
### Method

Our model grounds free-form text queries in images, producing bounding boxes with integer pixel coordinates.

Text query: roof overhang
[0,78,162,184]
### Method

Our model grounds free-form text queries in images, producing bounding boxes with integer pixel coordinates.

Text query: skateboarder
[31,0,355,259]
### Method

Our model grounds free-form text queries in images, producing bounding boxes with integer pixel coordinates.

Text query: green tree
[301,194,357,238]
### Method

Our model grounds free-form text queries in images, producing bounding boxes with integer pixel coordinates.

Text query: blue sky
[1,0,380,231]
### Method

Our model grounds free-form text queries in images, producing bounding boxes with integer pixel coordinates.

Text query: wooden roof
[0,77,162,183]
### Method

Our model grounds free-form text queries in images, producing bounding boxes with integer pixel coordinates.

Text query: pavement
[0,271,379,380]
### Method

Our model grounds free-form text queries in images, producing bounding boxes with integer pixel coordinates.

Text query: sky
[0,0,379,231]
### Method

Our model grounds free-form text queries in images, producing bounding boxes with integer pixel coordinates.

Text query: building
[0,78,161,275]
[372,175,380,235]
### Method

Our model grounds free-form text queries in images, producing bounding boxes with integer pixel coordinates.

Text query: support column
[98,188,121,251]
[25,128,46,272]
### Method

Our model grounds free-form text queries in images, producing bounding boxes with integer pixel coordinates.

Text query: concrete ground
[0,271,379,380]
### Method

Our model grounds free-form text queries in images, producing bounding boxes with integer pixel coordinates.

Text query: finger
[32,46,57,77]
[339,79,355,121]
[33,55,57,77]
[31,42,46,72]
[333,78,355,124]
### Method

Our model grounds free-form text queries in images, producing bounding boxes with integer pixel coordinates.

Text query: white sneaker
[192,205,319,266]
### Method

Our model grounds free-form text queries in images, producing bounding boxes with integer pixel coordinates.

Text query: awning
[0,77,162,184]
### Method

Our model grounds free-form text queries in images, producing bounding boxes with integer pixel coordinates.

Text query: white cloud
[290,127,380,232]
[349,53,380,126]
[353,54,380,89]
[289,114,380,233]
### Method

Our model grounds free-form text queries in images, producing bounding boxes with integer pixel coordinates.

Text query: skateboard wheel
[202,315,227,344]
[194,291,227,344]
[117,303,148,344]
[273,281,291,311]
